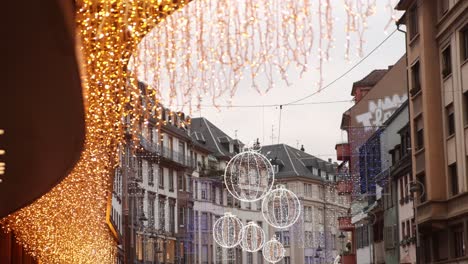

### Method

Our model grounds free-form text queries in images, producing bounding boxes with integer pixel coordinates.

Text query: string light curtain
[135,0,389,111]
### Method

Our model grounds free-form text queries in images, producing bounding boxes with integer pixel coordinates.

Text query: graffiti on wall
[356,94,408,130]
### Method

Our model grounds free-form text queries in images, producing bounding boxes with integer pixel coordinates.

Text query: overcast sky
[189,1,406,163]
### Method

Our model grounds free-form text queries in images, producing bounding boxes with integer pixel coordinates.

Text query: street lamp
[338,232,346,255]
[314,251,321,264]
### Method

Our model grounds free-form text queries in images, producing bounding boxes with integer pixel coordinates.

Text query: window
[400,177,404,203]
[220,188,224,205]
[201,183,207,200]
[304,256,313,264]
[304,206,312,222]
[447,104,455,136]
[159,168,164,189]
[318,208,324,224]
[201,245,208,264]
[283,257,290,264]
[258,251,263,264]
[283,231,290,246]
[247,252,253,264]
[201,213,208,230]
[148,195,155,225]
[159,198,166,230]
[462,26,468,61]
[449,163,459,195]
[148,163,154,185]
[137,158,143,180]
[169,202,175,233]
[452,225,465,258]
[169,169,174,191]
[212,185,216,203]
[442,45,452,78]
[409,4,419,39]
[179,206,185,226]
[178,172,184,191]
[411,61,421,95]
[415,117,424,150]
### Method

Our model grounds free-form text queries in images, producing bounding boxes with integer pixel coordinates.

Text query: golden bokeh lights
[0,0,188,263]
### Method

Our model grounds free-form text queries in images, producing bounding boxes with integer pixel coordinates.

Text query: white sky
[189,1,406,163]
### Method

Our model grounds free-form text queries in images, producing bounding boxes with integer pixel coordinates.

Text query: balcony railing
[337,180,353,195]
[335,143,350,161]
[338,216,354,231]
[139,136,159,154]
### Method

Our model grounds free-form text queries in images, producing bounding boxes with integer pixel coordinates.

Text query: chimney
[328,158,332,163]
[300,145,305,151]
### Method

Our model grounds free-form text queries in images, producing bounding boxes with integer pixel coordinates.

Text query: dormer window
[273,164,280,173]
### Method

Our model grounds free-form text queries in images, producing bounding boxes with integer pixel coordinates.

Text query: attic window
[193,132,206,142]
[272,164,279,173]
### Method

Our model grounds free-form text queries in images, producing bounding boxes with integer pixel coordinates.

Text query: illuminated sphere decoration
[224,150,275,202]
[213,212,243,248]
[262,185,301,229]
[240,221,265,252]
[263,236,285,263]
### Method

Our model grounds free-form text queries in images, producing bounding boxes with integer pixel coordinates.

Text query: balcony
[337,180,353,195]
[335,143,350,161]
[159,146,192,168]
[139,135,159,154]
[338,216,354,231]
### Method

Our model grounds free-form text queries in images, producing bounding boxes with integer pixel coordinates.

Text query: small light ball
[240,221,265,252]
[263,236,285,263]
[262,185,301,229]
[213,212,243,248]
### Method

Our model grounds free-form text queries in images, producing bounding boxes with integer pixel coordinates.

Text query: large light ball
[262,185,301,229]
[224,150,275,202]
[263,236,285,263]
[240,221,265,252]
[213,212,243,248]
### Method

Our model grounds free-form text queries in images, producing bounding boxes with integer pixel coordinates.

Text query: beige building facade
[396,0,468,262]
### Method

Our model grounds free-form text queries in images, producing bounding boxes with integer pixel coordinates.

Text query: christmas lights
[0,1,188,263]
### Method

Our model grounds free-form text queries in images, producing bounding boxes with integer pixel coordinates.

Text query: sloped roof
[259,144,337,180]
[190,117,242,159]
[351,69,388,96]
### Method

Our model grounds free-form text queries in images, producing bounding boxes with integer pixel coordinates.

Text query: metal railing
[139,136,159,154]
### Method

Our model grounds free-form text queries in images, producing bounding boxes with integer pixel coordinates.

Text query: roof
[351,69,388,96]
[395,0,413,10]
[259,144,337,180]
[190,117,242,159]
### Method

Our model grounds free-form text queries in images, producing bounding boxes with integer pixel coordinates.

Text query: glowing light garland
[0,1,188,263]
[134,0,382,111]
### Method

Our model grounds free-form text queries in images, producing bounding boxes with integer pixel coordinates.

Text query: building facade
[111,82,196,264]
[336,56,408,264]
[260,144,350,264]
[396,0,468,263]
[189,117,268,264]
